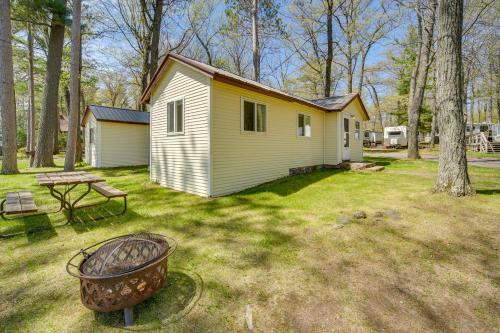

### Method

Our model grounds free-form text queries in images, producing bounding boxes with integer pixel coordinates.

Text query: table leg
[68,184,92,222]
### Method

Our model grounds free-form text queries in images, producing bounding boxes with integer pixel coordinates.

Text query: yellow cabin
[142,53,369,197]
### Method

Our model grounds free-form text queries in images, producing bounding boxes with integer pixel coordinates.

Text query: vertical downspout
[207,78,213,197]
[323,111,326,166]
[148,103,152,182]
[337,112,343,164]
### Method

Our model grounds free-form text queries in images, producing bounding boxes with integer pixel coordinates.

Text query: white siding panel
[84,114,98,167]
[99,122,150,167]
[324,112,340,165]
[149,61,210,196]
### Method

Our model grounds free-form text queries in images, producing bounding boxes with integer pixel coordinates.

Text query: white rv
[364,130,383,147]
[384,126,407,148]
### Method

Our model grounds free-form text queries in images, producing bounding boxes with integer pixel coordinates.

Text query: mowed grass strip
[0,156,499,332]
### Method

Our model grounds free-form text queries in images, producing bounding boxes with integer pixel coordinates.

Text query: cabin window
[89,128,95,144]
[242,100,267,133]
[297,113,311,137]
[167,98,184,134]
[355,121,360,140]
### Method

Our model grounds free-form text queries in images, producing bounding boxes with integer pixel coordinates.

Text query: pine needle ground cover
[0,156,499,332]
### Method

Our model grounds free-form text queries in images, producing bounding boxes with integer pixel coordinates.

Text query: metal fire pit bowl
[66,233,177,326]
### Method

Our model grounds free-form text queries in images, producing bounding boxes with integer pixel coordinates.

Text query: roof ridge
[89,104,143,112]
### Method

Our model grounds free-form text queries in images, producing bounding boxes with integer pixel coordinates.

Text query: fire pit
[66,233,177,326]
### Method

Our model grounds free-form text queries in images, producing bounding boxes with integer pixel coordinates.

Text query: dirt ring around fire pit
[66,233,177,313]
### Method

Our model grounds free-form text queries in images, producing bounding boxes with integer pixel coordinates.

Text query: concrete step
[344,162,375,170]
[363,166,385,172]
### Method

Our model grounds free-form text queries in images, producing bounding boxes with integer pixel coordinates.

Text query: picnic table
[35,171,104,223]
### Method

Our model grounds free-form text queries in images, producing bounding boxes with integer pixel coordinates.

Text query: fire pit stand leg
[124,307,134,327]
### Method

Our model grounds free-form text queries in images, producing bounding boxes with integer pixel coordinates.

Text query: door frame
[343,116,351,161]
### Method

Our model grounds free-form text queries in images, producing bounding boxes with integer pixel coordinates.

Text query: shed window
[242,100,266,133]
[89,128,95,144]
[167,99,184,134]
[297,113,311,137]
[355,121,360,140]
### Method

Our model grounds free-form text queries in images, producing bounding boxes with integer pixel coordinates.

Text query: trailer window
[388,131,402,136]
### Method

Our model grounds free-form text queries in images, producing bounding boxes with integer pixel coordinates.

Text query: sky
[82,0,412,107]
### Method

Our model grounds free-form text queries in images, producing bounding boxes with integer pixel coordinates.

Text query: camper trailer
[364,130,383,147]
[384,126,407,148]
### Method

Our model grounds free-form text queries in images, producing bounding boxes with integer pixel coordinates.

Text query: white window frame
[167,97,185,136]
[297,112,312,138]
[240,97,268,134]
[354,120,360,140]
[89,127,95,144]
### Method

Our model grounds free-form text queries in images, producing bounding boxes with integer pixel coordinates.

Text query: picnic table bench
[91,182,127,216]
[1,191,38,218]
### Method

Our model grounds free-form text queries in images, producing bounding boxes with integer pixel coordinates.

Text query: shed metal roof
[83,105,150,126]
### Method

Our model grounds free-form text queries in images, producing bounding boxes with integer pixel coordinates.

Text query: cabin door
[343,117,351,160]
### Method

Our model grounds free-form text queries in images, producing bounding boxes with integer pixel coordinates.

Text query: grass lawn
[364,147,500,159]
[0,156,499,332]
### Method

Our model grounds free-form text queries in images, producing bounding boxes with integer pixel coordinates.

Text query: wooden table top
[36,171,105,186]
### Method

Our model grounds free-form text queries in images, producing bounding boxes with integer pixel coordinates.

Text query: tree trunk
[347,38,353,93]
[430,67,438,148]
[252,0,260,82]
[149,0,163,79]
[434,0,472,196]
[470,79,475,131]
[324,0,333,97]
[76,35,84,163]
[33,2,66,167]
[407,0,437,159]
[27,23,36,160]
[0,0,19,174]
[64,0,81,171]
[53,107,59,154]
[76,90,85,163]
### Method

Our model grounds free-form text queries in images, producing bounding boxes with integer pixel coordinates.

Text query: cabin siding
[324,112,341,165]
[149,61,210,196]
[84,114,99,167]
[211,80,325,196]
[99,122,149,167]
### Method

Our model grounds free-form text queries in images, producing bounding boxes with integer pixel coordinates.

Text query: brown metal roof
[141,52,369,120]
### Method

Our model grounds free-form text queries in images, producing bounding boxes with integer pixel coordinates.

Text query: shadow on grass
[475,189,500,195]
[70,203,143,234]
[365,156,396,166]
[243,169,346,197]
[94,270,203,330]
[0,214,58,242]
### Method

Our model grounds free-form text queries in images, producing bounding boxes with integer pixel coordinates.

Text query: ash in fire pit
[67,233,177,327]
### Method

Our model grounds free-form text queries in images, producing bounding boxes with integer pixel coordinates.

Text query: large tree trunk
[324,0,333,97]
[149,0,163,79]
[33,2,66,167]
[27,23,36,161]
[434,0,472,196]
[75,36,84,163]
[53,107,59,154]
[0,0,19,174]
[251,0,260,82]
[346,38,353,93]
[64,0,81,171]
[407,0,437,159]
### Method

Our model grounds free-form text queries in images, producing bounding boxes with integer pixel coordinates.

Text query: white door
[343,117,350,160]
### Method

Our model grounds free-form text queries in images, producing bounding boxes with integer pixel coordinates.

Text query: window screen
[243,101,255,131]
[175,100,183,132]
